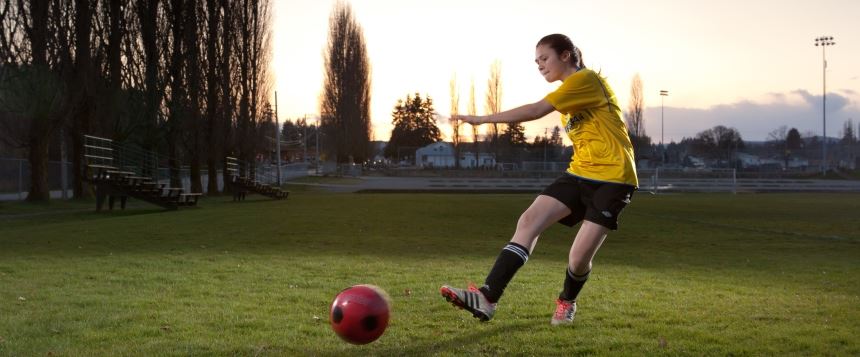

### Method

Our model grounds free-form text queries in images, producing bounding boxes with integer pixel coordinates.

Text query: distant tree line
[0,0,274,201]
[621,73,860,171]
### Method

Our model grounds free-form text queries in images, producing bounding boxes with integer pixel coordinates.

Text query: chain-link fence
[0,158,73,200]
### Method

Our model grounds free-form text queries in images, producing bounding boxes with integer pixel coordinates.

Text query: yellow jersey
[544,69,638,187]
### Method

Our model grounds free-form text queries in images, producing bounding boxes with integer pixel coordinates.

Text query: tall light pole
[660,90,668,164]
[315,116,321,175]
[815,36,835,175]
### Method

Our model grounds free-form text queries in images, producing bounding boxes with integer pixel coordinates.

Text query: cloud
[644,90,860,142]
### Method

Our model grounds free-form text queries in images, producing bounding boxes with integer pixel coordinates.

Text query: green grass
[0,191,858,355]
[285,176,363,185]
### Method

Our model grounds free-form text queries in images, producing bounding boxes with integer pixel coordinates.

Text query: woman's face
[535,44,571,83]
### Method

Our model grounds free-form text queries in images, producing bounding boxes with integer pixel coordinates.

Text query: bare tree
[768,125,790,169]
[625,73,644,138]
[134,0,164,178]
[184,0,203,193]
[468,78,479,166]
[449,73,460,168]
[66,0,95,200]
[1,0,271,201]
[485,60,502,164]
[235,0,273,176]
[251,0,274,172]
[218,0,235,191]
[165,0,186,187]
[203,0,221,193]
[0,0,69,201]
[692,125,744,165]
[624,73,650,159]
[0,0,21,64]
[94,0,130,137]
[320,0,372,164]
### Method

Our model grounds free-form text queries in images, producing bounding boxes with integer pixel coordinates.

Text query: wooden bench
[87,164,118,181]
[122,176,151,187]
[162,187,184,199]
[179,193,202,206]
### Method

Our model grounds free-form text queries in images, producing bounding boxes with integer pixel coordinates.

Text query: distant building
[682,155,707,169]
[415,142,496,168]
[786,157,809,170]
[736,152,809,170]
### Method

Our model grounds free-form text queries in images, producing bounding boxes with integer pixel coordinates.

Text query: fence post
[18,159,23,200]
[653,167,659,194]
[732,168,737,194]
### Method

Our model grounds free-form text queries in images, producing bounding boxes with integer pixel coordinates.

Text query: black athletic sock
[559,268,590,301]
[479,242,530,303]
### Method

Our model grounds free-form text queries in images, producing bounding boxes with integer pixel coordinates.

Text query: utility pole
[660,90,668,165]
[543,127,548,170]
[302,114,308,164]
[275,91,281,186]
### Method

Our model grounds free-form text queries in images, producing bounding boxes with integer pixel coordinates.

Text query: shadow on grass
[0,194,279,223]
[372,319,545,355]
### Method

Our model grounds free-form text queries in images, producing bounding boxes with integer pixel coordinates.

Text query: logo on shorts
[601,210,613,218]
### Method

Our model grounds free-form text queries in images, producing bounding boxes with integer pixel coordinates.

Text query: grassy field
[0,188,858,356]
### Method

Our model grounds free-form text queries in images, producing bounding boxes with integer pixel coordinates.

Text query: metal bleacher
[226,156,289,201]
[84,135,200,211]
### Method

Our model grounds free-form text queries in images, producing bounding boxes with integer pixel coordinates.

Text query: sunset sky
[271,0,859,144]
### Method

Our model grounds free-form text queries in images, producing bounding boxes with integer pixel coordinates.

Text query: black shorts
[540,174,636,230]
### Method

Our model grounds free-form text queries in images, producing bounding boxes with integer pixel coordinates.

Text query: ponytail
[537,34,585,69]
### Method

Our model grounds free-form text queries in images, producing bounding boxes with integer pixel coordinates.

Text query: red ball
[329,284,391,345]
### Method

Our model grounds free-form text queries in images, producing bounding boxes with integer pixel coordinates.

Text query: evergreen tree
[786,128,803,151]
[384,93,441,161]
[503,123,527,147]
[841,119,856,145]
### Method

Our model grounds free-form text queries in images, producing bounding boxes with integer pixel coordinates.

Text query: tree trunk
[205,0,220,195]
[23,0,52,202]
[26,131,50,201]
[168,138,181,188]
[71,0,93,198]
[218,0,233,193]
[185,0,202,194]
[71,108,91,199]
[167,0,185,189]
[140,0,160,178]
[71,128,87,198]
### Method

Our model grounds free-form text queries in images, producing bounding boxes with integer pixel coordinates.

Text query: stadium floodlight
[814,36,835,175]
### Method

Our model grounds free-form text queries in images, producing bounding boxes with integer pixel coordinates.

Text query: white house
[736,152,790,170]
[415,142,496,168]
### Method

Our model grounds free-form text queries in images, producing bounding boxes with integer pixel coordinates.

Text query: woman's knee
[568,259,592,274]
[516,209,542,231]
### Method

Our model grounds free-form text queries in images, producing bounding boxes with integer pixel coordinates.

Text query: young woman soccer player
[440,34,638,325]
